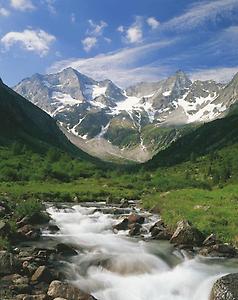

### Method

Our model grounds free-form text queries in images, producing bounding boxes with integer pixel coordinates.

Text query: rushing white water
[45,203,238,300]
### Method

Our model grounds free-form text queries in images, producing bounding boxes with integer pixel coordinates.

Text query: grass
[142,184,238,245]
[0,237,10,250]
[1,140,238,246]
[0,177,142,203]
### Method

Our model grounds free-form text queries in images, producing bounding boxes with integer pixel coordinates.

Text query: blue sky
[0,0,238,87]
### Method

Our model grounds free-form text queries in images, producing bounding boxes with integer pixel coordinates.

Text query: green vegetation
[142,185,238,245]
[141,124,196,152]
[2,137,238,245]
[104,115,140,147]
[1,97,238,247]
[146,113,238,168]
[14,198,43,219]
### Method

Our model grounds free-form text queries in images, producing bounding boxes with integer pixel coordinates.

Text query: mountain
[145,111,238,169]
[0,77,99,163]
[14,68,238,162]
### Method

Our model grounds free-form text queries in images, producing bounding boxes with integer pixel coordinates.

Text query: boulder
[128,214,145,225]
[9,274,31,294]
[22,261,38,276]
[210,273,238,300]
[199,244,237,258]
[119,199,129,208]
[129,223,142,236]
[150,220,165,233]
[17,225,41,241]
[170,220,204,247]
[47,280,97,300]
[16,294,48,300]
[17,216,31,228]
[12,275,29,285]
[149,220,171,240]
[56,243,78,256]
[203,234,218,247]
[113,218,129,231]
[17,212,50,227]
[10,283,32,294]
[48,224,60,233]
[153,230,171,240]
[31,266,52,283]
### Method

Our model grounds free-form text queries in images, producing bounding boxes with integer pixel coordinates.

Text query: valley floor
[1,180,238,246]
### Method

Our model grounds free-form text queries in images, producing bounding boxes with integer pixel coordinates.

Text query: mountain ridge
[13,68,238,162]
[0,78,103,165]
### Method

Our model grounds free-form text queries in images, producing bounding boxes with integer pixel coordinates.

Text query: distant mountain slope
[145,112,238,168]
[14,68,238,162]
[0,78,99,162]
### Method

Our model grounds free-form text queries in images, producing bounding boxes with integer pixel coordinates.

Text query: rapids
[44,202,238,300]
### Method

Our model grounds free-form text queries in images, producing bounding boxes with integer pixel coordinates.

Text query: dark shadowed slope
[145,110,238,169]
[0,78,101,163]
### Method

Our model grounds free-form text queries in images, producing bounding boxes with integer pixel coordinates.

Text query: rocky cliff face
[14,68,238,162]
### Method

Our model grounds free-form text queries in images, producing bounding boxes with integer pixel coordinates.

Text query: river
[44,202,238,300]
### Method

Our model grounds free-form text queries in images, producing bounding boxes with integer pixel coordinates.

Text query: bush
[0,237,10,250]
[15,199,43,219]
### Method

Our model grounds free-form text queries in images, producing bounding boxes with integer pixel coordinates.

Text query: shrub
[15,198,43,219]
[0,237,10,250]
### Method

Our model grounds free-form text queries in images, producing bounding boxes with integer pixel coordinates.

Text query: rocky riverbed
[1,200,238,300]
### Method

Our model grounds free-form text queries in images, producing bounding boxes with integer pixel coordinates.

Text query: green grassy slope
[145,113,238,168]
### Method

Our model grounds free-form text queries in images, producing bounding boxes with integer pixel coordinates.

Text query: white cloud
[81,36,97,52]
[48,39,175,87]
[1,29,56,56]
[163,0,238,32]
[191,66,238,83]
[120,17,144,44]
[117,25,124,33]
[0,7,10,16]
[147,17,160,29]
[10,0,35,11]
[82,20,108,52]
[126,25,143,43]
[87,20,107,36]
[43,0,56,14]
[212,26,238,46]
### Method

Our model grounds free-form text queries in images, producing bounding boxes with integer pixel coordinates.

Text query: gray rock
[17,225,41,241]
[129,223,142,236]
[31,265,52,283]
[170,220,204,246]
[15,294,48,300]
[47,280,97,300]
[210,273,238,300]
[119,199,129,208]
[199,244,237,258]
[203,234,219,247]
[56,243,78,256]
[127,214,145,225]
[113,218,129,231]
[48,224,60,233]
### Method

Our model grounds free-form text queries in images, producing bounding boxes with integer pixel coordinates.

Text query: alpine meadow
[1,1,238,300]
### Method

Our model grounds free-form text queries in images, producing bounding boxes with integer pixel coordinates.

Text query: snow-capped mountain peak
[13,68,238,161]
